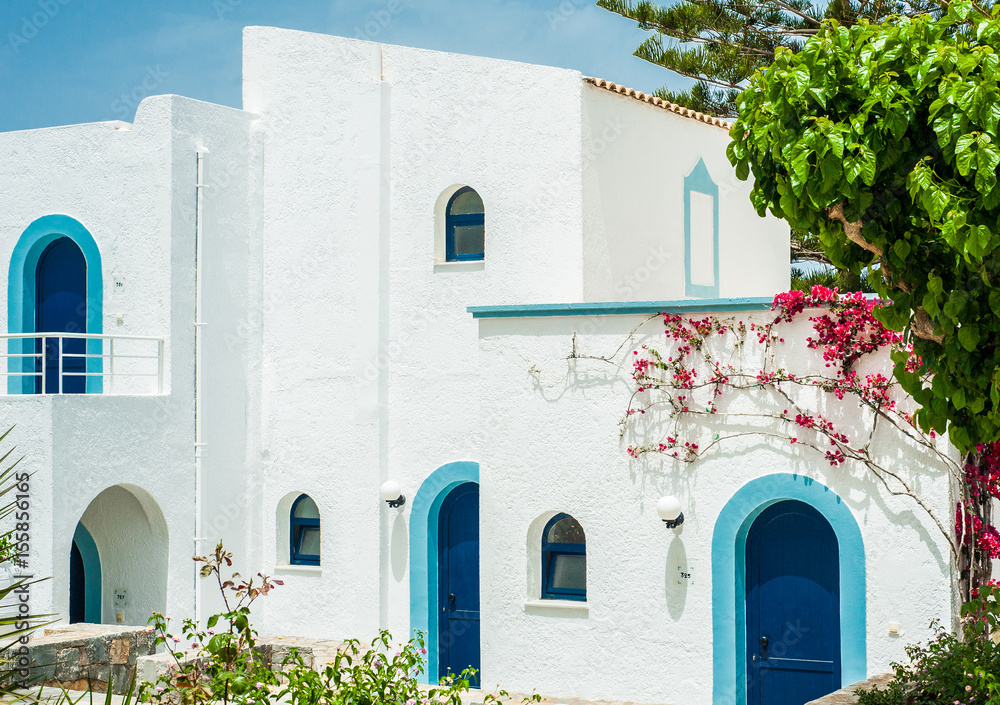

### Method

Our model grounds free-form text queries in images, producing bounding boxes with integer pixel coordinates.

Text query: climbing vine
[616,287,997,606]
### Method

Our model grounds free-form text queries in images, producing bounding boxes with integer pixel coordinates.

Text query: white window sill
[274,564,322,576]
[524,599,589,615]
[433,260,485,272]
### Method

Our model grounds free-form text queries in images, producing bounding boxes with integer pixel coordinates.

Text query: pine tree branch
[652,64,748,89]
[599,0,952,119]
[772,0,825,24]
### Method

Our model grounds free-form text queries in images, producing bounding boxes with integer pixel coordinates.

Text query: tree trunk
[958,452,994,612]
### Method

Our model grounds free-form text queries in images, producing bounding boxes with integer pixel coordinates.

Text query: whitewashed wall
[240,27,793,645]
[475,309,953,704]
[0,94,257,626]
[241,27,588,639]
[581,86,790,302]
[173,98,263,621]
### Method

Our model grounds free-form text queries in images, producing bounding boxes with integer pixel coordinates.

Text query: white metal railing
[0,333,164,396]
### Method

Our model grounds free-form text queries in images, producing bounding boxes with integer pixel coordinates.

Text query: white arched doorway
[71,484,169,625]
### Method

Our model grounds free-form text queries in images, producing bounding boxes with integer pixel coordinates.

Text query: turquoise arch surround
[712,473,866,705]
[684,158,720,298]
[409,461,479,684]
[8,215,103,394]
[73,522,102,624]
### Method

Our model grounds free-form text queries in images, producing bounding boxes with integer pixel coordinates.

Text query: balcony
[1,333,164,395]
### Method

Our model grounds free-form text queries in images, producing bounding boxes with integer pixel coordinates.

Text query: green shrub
[146,543,281,705]
[278,631,537,705]
[855,585,1000,705]
[146,543,539,705]
[894,621,1000,705]
[854,680,906,705]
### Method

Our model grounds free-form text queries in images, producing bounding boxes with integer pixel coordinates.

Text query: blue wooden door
[36,238,87,394]
[746,500,841,705]
[438,483,480,686]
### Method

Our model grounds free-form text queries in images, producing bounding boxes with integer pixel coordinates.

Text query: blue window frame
[542,513,586,601]
[445,187,485,261]
[290,494,321,566]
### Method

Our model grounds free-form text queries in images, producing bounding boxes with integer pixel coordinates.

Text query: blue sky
[0,0,689,133]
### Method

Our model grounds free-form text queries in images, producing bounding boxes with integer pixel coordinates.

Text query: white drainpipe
[194,151,206,623]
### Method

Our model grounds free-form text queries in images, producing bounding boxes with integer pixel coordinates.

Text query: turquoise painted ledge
[467,297,775,319]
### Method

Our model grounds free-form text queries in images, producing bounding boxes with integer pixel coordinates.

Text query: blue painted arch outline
[711,473,866,705]
[8,215,103,394]
[409,461,479,684]
[73,522,102,624]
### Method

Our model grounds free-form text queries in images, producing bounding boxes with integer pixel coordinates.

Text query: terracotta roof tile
[583,77,732,130]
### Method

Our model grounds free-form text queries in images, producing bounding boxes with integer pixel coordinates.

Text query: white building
[0,26,956,705]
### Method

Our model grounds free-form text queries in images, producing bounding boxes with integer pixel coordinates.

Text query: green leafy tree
[728,1,1000,597]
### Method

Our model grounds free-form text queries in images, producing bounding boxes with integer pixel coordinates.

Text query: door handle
[759,636,768,648]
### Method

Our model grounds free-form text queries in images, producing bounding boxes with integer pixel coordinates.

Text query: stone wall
[19,624,157,694]
[17,627,348,696]
[133,634,333,688]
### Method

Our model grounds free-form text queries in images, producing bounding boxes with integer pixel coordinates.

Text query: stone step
[805,674,897,705]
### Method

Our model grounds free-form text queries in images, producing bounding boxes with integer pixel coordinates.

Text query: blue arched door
[438,482,480,686]
[36,237,87,394]
[746,500,841,705]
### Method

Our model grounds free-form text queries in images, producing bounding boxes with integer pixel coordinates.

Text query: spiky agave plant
[0,426,55,696]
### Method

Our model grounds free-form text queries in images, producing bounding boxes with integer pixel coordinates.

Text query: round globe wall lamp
[380,480,406,508]
[657,496,684,529]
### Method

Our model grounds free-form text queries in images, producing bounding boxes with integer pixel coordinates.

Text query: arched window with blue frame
[542,513,586,601]
[290,494,321,566]
[445,187,485,261]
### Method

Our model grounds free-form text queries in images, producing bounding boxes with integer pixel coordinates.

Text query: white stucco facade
[0,24,955,705]
[472,310,952,704]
